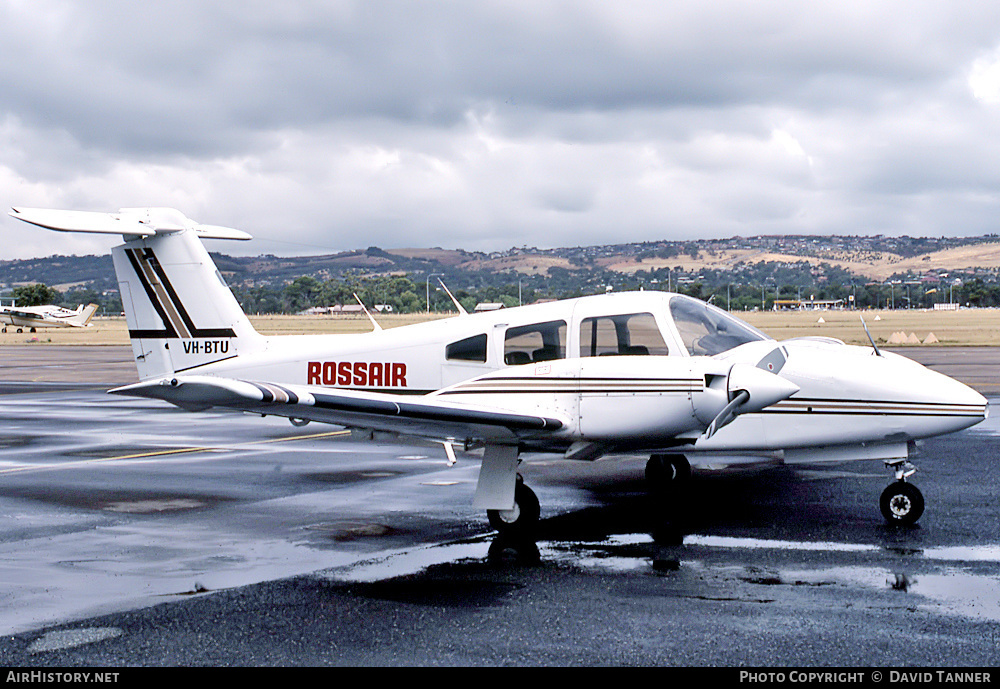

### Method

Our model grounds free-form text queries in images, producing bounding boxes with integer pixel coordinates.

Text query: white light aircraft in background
[10,207,989,533]
[0,302,98,333]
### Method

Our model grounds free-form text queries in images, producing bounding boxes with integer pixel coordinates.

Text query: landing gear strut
[880,460,924,526]
[487,475,539,537]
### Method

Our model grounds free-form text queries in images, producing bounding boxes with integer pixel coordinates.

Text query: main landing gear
[880,460,924,526]
[487,475,540,537]
[645,454,691,491]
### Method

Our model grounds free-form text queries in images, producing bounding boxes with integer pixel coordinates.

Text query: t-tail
[10,207,265,380]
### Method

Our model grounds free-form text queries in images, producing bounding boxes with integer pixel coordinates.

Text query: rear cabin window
[504,320,567,365]
[580,313,670,357]
[446,334,488,362]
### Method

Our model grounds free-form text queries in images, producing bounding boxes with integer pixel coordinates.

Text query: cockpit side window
[669,296,769,356]
[504,320,567,365]
[446,333,488,362]
[579,313,670,357]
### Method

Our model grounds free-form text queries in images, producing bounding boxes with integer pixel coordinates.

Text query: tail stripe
[125,247,236,339]
[126,248,188,337]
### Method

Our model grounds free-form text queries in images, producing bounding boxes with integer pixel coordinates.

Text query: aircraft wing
[109,375,565,445]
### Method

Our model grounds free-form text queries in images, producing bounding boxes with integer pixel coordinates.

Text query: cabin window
[669,295,769,355]
[446,333,488,362]
[580,313,670,357]
[504,320,567,365]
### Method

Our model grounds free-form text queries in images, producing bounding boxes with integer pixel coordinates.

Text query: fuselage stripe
[439,376,704,396]
[765,398,985,416]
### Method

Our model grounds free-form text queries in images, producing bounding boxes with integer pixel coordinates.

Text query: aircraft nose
[910,359,988,430]
[938,371,988,417]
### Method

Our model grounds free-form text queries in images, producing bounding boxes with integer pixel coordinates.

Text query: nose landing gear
[880,460,924,526]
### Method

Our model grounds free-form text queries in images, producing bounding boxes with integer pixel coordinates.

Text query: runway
[0,346,997,666]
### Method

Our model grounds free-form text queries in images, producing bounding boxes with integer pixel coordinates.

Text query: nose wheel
[880,460,924,526]
[880,482,924,526]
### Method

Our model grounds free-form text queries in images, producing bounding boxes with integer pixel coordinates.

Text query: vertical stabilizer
[70,304,99,326]
[114,231,265,379]
[9,207,264,381]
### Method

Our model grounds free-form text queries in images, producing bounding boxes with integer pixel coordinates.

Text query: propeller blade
[704,389,750,439]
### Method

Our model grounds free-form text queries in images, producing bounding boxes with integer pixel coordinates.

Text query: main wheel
[645,454,691,491]
[487,481,540,537]
[880,482,924,526]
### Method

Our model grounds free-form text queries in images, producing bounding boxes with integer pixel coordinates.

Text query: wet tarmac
[0,346,997,666]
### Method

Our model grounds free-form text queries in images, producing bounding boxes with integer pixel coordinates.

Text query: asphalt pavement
[0,345,997,667]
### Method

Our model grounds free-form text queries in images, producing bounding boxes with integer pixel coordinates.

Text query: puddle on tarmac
[324,531,1000,622]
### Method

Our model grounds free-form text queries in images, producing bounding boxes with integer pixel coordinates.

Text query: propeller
[703,359,799,439]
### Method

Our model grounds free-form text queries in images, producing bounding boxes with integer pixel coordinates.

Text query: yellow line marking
[0,429,352,475]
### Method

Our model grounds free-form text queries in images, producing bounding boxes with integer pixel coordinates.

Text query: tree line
[9,271,1000,317]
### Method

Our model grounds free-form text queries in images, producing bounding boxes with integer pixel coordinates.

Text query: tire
[880,482,924,526]
[645,454,691,490]
[487,481,540,537]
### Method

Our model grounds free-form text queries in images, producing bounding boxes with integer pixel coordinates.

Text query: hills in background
[2,233,1000,312]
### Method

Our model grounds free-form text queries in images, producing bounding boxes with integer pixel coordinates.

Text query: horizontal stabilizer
[9,207,252,241]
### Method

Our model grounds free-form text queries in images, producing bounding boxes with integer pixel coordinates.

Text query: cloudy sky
[3,1,1000,259]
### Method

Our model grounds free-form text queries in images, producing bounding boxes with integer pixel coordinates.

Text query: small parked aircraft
[10,207,988,533]
[0,302,98,333]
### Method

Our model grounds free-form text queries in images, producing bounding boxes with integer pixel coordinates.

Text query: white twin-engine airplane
[10,207,989,534]
[0,302,98,333]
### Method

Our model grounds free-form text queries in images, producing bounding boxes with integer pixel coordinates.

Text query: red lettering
[392,363,407,387]
[322,361,336,386]
[369,362,383,387]
[337,362,352,386]
[353,361,367,386]
[308,361,408,388]
[307,361,321,385]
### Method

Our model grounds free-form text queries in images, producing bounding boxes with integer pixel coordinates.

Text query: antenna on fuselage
[860,316,882,357]
[354,293,383,332]
[437,278,468,316]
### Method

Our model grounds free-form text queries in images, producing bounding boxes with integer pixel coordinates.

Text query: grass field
[2,307,999,347]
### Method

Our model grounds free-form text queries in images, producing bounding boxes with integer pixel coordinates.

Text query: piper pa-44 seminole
[0,302,98,333]
[10,207,989,533]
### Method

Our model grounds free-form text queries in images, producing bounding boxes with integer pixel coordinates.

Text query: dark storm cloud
[3,1,1000,257]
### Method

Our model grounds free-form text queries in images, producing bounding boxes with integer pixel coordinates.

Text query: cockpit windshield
[668,295,771,356]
